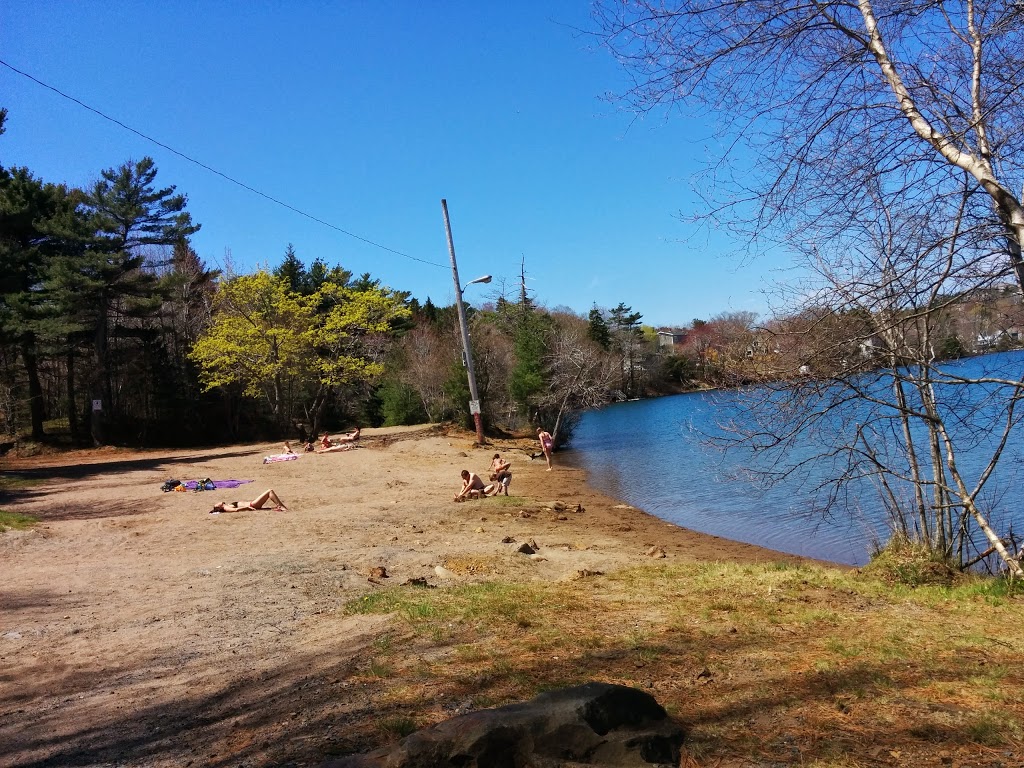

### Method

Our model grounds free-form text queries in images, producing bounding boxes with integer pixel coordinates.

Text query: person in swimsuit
[490,453,511,474]
[536,428,554,471]
[210,489,288,514]
[489,469,512,495]
[453,470,497,501]
[318,429,358,453]
[337,426,361,444]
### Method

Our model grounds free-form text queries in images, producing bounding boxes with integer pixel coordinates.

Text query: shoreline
[558,440,844,570]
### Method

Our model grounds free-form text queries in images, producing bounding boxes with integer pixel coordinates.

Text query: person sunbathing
[337,426,361,444]
[210,489,288,514]
[317,427,360,453]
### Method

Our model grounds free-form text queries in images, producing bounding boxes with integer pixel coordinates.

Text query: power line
[0,57,446,269]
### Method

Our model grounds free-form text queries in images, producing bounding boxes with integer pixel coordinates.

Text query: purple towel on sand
[183,479,254,490]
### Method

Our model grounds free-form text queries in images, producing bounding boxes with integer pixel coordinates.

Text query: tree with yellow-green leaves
[190,269,410,437]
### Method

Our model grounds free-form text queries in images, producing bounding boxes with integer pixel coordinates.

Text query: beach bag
[194,478,216,492]
[161,479,182,493]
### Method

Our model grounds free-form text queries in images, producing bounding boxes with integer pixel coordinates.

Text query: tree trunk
[91,314,108,446]
[20,337,45,442]
[66,346,80,444]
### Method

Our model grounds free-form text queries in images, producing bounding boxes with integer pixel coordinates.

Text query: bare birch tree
[597,1,1024,574]
[595,0,1024,291]
[729,180,1024,575]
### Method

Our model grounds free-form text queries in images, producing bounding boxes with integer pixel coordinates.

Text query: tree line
[3,107,758,449]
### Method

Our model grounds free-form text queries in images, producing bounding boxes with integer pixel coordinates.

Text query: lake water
[568,351,1024,565]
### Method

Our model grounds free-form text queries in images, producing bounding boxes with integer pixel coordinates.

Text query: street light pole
[441,199,490,445]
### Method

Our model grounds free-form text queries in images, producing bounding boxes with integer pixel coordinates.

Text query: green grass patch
[0,509,37,532]
[376,715,417,738]
[345,580,567,633]
[0,474,41,492]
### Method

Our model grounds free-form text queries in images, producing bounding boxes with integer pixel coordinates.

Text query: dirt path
[0,425,808,767]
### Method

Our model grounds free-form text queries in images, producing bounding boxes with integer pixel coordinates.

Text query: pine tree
[587,305,611,350]
[73,157,200,444]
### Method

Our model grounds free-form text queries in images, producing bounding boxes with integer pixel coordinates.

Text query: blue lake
[568,351,1024,565]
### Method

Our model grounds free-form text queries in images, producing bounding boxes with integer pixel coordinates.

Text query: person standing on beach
[537,428,554,471]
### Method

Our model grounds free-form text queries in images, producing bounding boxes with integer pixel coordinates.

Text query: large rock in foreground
[323,682,685,768]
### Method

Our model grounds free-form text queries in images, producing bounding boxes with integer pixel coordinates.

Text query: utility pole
[441,199,490,445]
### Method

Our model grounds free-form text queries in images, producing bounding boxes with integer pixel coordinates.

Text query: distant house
[976,329,1020,350]
[656,329,687,350]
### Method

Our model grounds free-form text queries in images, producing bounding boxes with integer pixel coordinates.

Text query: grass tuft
[0,509,38,533]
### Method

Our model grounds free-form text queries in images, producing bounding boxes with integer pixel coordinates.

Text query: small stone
[475,527,485,533]
[501,536,516,544]
[516,543,536,555]
[368,566,389,580]
[434,565,457,579]
[528,554,548,562]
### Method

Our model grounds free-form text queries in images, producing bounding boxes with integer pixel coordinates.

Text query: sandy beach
[0,424,810,767]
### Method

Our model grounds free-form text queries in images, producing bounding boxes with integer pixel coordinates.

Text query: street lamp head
[462,274,492,292]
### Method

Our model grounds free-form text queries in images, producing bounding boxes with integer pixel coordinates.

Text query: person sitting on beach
[318,429,358,453]
[210,489,288,514]
[490,453,511,474]
[453,470,497,501]
[303,439,316,453]
[282,441,295,454]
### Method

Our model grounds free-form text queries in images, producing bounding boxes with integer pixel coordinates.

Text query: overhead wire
[0,57,446,269]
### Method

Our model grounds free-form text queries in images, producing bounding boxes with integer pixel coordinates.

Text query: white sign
[92,399,103,412]
[469,400,481,415]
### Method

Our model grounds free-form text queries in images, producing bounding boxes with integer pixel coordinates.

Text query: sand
[0,424,806,767]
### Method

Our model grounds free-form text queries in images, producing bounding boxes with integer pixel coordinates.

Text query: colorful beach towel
[182,479,255,490]
[263,453,299,464]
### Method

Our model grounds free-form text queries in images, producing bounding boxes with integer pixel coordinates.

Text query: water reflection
[569,351,1024,565]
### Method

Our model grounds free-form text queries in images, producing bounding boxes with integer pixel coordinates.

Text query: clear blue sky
[1,1,784,327]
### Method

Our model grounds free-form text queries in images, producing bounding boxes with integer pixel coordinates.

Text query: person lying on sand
[336,426,360,444]
[453,470,498,502]
[210,489,288,514]
[317,429,359,452]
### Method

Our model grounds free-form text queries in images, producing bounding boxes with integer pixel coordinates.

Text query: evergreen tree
[0,167,79,439]
[274,243,306,293]
[73,157,200,444]
[587,305,611,350]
